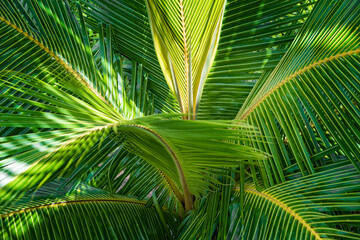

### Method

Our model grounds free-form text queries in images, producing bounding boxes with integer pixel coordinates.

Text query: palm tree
[0,0,359,239]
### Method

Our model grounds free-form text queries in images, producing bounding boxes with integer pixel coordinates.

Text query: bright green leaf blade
[146,0,226,117]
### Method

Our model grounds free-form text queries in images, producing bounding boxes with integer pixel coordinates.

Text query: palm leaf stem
[240,48,360,119]
[240,187,322,240]
[123,124,192,211]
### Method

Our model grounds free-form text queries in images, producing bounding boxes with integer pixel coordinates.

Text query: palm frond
[74,0,179,113]
[94,25,156,118]
[90,150,184,213]
[236,0,360,186]
[0,1,121,117]
[1,182,177,239]
[177,176,235,240]
[198,0,316,120]
[0,73,265,210]
[115,116,265,210]
[1,0,159,118]
[230,163,360,239]
[1,0,358,238]
[146,0,226,118]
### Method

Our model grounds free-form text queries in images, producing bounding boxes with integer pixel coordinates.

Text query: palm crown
[0,0,359,239]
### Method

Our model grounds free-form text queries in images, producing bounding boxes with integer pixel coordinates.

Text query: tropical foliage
[0,0,359,239]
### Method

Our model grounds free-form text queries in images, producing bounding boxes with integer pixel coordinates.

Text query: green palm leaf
[236,0,360,186]
[0,72,265,211]
[0,0,265,213]
[230,163,360,239]
[1,182,178,239]
[90,150,184,213]
[146,0,226,118]
[178,177,235,240]
[1,0,360,238]
[198,0,316,120]
[75,0,179,113]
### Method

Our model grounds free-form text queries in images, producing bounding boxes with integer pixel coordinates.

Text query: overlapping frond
[0,0,107,105]
[230,163,360,239]
[1,183,178,239]
[0,0,171,212]
[90,152,183,213]
[177,177,235,240]
[0,18,124,203]
[115,115,265,210]
[0,71,265,211]
[94,26,156,119]
[1,0,158,118]
[0,0,265,214]
[236,0,360,186]
[1,0,359,238]
[198,0,316,120]
[74,0,179,113]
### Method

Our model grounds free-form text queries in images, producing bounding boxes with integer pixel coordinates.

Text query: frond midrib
[1,198,149,218]
[0,15,113,110]
[240,187,323,240]
[239,48,360,120]
[124,124,192,210]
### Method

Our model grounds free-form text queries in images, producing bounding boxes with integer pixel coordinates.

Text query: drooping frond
[90,151,184,213]
[1,183,178,239]
[0,71,265,211]
[115,116,265,210]
[2,0,358,238]
[0,0,265,214]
